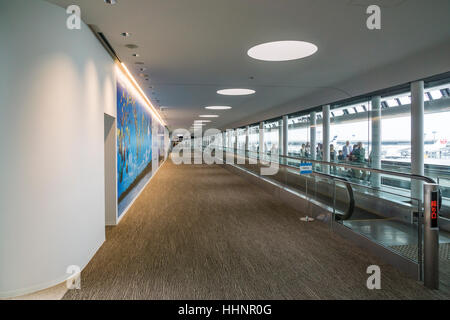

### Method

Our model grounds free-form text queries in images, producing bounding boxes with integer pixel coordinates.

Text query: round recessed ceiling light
[247,41,318,61]
[205,106,232,110]
[217,89,255,96]
[132,53,139,57]
[121,32,130,37]
[199,115,219,118]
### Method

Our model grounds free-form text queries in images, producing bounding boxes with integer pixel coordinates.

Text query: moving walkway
[195,144,449,291]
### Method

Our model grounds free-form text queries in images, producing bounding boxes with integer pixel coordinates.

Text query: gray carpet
[63,159,449,299]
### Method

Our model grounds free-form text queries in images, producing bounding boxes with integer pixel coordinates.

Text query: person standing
[330,144,336,161]
[342,140,352,159]
[300,143,306,157]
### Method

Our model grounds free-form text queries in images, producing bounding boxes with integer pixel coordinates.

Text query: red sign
[431,192,438,229]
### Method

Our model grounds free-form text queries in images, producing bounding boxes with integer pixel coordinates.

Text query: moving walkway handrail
[220,146,443,209]
[217,146,436,183]
[280,154,436,184]
[279,153,442,209]
[220,147,357,220]
[302,167,355,220]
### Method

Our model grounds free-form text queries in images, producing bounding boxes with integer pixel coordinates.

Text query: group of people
[297,141,367,179]
[336,141,366,163]
[298,141,366,163]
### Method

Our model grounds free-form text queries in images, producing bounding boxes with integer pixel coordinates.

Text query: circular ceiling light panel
[247,41,318,61]
[205,106,232,110]
[217,89,255,96]
[199,115,219,118]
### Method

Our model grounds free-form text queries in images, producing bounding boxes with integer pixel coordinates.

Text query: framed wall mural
[116,77,153,217]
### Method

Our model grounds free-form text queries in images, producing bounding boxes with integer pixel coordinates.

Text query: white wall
[0,0,116,297]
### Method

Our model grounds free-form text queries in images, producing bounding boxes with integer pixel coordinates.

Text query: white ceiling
[46,0,450,131]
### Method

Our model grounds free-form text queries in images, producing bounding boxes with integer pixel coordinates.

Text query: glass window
[226,129,235,149]
[379,92,411,164]
[263,120,281,155]
[248,125,259,153]
[236,128,246,155]
[330,100,370,165]
[287,115,309,157]
[424,82,450,200]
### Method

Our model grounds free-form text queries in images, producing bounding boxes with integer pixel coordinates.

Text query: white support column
[322,105,330,174]
[226,129,234,164]
[222,131,226,150]
[233,129,237,154]
[245,126,250,152]
[310,111,316,160]
[411,81,425,202]
[282,115,288,157]
[371,96,382,188]
[277,120,282,156]
[259,121,264,159]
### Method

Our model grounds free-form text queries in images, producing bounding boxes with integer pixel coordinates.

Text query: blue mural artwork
[117,78,152,215]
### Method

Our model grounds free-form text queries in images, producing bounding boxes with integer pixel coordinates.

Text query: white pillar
[245,126,249,152]
[282,115,288,157]
[322,105,330,174]
[222,131,226,150]
[259,121,264,159]
[278,120,283,157]
[233,129,237,154]
[371,96,382,188]
[411,81,425,202]
[310,111,316,160]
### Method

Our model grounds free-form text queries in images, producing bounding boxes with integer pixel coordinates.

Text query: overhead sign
[430,191,439,229]
[300,162,313,175]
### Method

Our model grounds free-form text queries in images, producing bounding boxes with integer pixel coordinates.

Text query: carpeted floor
[63,159,448,300]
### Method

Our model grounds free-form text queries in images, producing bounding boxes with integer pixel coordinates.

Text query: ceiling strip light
[118,62,166,126]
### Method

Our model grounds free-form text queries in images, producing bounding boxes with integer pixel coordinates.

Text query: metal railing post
[423,183,439,289]
[417,199,423,281]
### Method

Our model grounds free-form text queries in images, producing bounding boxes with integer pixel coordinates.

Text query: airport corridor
[63,159,447,300]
